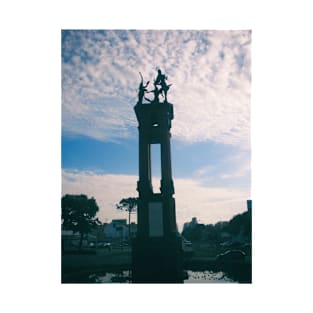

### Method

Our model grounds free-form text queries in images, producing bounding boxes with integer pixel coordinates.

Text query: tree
[116,197,138,240]
[182,223,203,242]
[62,194,100,250]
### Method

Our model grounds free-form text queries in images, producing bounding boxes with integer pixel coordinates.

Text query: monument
[132,70,183,283]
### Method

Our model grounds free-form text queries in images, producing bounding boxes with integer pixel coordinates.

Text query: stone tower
[132,72,183,283]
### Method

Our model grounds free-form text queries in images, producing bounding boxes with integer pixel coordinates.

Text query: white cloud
[175,178,249,229]
[62,169,249,231]
[62,170,138,223]
[193,150,251,189]
[62,30,251,147]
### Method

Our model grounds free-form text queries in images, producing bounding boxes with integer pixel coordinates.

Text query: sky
[62,29,251,231]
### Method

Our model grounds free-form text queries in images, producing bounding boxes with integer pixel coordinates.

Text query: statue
[138,72,150,105]
[145,81,162,104]
[138,69,172,104]
[155,69,171,102]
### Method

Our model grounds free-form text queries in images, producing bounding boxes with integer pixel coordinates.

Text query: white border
[2,1,313,312]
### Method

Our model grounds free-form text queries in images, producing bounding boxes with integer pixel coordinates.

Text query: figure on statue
[137,72,150,105]
[155,69,171,102]
[145,81,162,104]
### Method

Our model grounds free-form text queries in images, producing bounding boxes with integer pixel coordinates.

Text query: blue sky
[62,29,251,230]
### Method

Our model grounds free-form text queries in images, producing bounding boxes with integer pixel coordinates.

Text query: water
[89,270,132,283]
[85,270,235,283]
[184,270,235,283]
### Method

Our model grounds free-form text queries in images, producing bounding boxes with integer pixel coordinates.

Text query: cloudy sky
[62,29,251,231]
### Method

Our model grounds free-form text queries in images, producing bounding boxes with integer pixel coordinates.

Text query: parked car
[89,242,96,248]
[97,242,112,251]
[103,242,112,251]
[216,250,246,262]
[243,243,252,256]
[220,241,243,249]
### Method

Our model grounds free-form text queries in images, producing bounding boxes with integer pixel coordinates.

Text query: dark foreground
[62,246,251,283]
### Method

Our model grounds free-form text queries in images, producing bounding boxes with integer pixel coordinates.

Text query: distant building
[90,224,106,242]
[182,217,198,231]
[247,199,252,213]
[103,219,137,240]
[112,219,127,226]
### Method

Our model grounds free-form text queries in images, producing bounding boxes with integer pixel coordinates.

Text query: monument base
[132,235,184,283]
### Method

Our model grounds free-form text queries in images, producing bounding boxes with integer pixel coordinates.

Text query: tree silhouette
[62,194,100,250]
[116,197,138,240]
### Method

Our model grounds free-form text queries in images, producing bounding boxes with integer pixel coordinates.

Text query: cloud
[62,30,251,148]
[193,149,251,189]
[62,169,138,223]
[175,178,249,229]
[62,169,249,231]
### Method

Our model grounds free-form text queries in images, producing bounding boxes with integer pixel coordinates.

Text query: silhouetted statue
[155,69,172,102]
[144,80,162,104]
[138,72,150,105]
[138,70,172,104]
[149,81,162,104]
